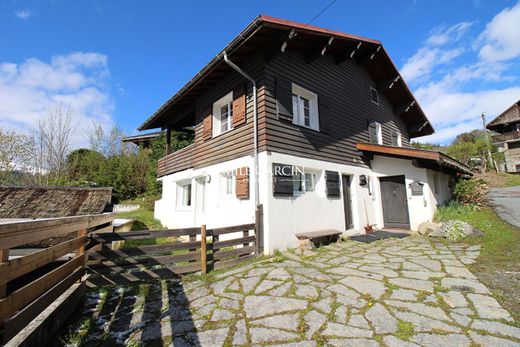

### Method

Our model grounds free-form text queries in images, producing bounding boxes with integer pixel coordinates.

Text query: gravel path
[488,186,520,228]
[59,237,520,346]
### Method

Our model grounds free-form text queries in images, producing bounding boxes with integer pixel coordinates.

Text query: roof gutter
[223,52,260,208]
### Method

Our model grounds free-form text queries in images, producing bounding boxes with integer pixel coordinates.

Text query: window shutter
[235,166,249,199]
[275,77,293,122]
[325,170,340,198]
[272,163,293,196]
[232,85,247,127]
[202,108,212,141]
[368,122,377,144]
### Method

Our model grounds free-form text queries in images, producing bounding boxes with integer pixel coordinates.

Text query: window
[293,169,318,194]
[212,92,233,136]
[369,121,382,145]
[391,130,402,147]
[291,83,319,131]
[370,87,379,105]
[220,171,235,196]
[177,181,192,209]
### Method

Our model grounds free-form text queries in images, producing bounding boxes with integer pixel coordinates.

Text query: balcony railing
[157,144,195,177]
[491,130,520,144]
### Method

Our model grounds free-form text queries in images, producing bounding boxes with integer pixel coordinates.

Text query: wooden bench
[295,229,342,249]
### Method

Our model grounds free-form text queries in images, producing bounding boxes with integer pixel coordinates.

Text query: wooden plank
[213,254,256,270]
[210,223,256,236]
[86,265,201,286]
[200,225,207,274]
[213,236,256,250]
[214,245,256,261]
[87,252,200,271]
[2,268,83,343]
[91,228,200,242]
[0,236,86,286]
[89,240,201,259]
[75,230,86,257]
[0,254,86,322]
[3,280,85,347]
[0,249,8,297]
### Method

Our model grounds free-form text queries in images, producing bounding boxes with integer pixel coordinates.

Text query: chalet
[487,99,520,173]
[137,16,471,253]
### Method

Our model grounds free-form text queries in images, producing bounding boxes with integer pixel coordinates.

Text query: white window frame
[391,130,402,147]
[220,171,235,197]
[370,87,379,105]
[212,92,234,137]
[291,83,319,131]
[370,121,383,145]
[176,180,192,210]
[292,168,320,196]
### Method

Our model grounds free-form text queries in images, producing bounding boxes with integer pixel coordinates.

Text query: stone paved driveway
[73,237,520,346]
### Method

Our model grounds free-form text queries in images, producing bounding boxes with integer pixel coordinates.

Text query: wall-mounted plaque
[410,180,424,196]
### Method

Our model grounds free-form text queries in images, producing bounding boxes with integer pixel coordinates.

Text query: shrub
[441,220,469,241]
[453,178,488,207]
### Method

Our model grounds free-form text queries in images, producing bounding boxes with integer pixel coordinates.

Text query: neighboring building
[122,131,162,148]
[487,100,520,173]
[137,16,471,253]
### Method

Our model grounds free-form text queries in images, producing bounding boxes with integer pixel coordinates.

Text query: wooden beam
[356,45,381,65]
[377,75,401,92]
[0,249,8,298]
[165,128,172,155]
[265,29,297,62]
[200,225,207,274]
[394,100,416,114]
[335,41,362,65]
[305,36,334,64]
[407,121,430,134]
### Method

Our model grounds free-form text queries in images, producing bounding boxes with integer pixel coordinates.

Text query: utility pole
[482,113,498,173]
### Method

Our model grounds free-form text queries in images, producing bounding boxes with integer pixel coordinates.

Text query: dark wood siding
[263,51,411,168]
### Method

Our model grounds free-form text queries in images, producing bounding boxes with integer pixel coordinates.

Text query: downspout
[223,52,260,208]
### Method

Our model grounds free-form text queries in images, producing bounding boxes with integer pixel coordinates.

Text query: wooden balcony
[492,130,520,144]
[157,144,195,177]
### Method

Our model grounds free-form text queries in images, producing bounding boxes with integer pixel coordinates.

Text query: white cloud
[426,22,473,46]
[15,9,32,20]
[0,52,115,148]
[478,1,520,62]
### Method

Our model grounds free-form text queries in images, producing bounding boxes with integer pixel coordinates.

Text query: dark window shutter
[235,166,249,199]
[325,170,340,198]
[232,85,247,127]
[202,108,212,141]
[368,121,377,144]
[272,163,293,196]
[275,77,293,122]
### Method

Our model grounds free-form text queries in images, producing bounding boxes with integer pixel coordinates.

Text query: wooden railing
[86,223,258,287]
[157,144,195,177]
[492,130,520,143]
[0,213,113,345]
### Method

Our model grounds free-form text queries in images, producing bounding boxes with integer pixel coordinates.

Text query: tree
[66,148,106,185]
[0,129,33,184]
[411,141,439,150]
[87,121,131,157]
[447,130,495,172]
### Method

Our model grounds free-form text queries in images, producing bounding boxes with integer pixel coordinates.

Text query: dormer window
[370,87,379,105]
[291,83,319,131]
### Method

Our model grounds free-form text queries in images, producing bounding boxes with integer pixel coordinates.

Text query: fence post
[0,248,9,297]
[255,204,264,254]
[76,229,87,257]
[201,225,207,274]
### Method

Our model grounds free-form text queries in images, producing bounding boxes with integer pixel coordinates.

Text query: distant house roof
[138,15,434,138]
[122,131,162,146]
[487,99,520,130]
[356,143,473,176]
[0,186,112,219]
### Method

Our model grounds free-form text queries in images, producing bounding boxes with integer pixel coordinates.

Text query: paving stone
[311,297,334,314]
[191,295,217,308]
[440,291,468,308]
[322,322,372,338]
[251,313,300,331]
[240,276,261,293]
[450,312,472,326]
[267,268,291,280]
[336,294,366,309]
[358,265,398,277]
[220,291,243,301]
[389,277,434,292]
[192,327,229,347]
[295,284,319,299]
[469,331,519,347]
[348,314,370,329]
[327,338,379,347]
[211,308,234,321]
[211,277,234,295]
[467,293,513,321]
[386,300,450,321]
[193,303,215,318]
[401,270,445,280]
[304,310,327,339]
[327,284,359,298]
[441,278,490,294]
[249,327,299,344]
[247,267,272,277]
[334,304,348,324]
[390,289,418,301]
[472,319,520,338]
[255,279,282,294]
[244,296,307,319]
[218,298,240,311]
[383,336,420,347]
[268,281,292,296]
[364,303,397,333]
[327,267,383,280]
[393,311,460,333]
[340,276,387,298]
[411,333,471,347]
[232,319,248,345]
[445,266,476,279]
[270,342,317,347]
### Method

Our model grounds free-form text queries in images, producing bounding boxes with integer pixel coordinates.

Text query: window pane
[293,172,303,192]
[302,97,310,127]
[305,173,315,192]
[183,184,191,206]
[220,104,231,132]
[292,94,299,121]
[226,175,233,194]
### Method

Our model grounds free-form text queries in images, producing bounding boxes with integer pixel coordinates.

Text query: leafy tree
[66,149,106,185]
[411,141,438,150]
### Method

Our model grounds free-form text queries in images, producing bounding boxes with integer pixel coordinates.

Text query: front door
[342,175,353,229]
[194,177,206,225]
[379,175,410,229]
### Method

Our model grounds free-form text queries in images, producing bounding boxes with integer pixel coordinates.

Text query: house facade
[487,100,520,173]
[138,16,471,253]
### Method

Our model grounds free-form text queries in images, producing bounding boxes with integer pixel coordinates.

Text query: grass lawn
[115,208,176,247]
[477,172,520,188]
[435,203,520,322]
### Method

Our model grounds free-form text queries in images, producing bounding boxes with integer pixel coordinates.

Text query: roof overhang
[486,100,520,131]
[138,15,434,138]
[356,143,473,176]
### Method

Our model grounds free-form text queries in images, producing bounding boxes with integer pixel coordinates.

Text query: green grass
[115,208,172,247]
[395,320,414,341]
[478,172,520,188]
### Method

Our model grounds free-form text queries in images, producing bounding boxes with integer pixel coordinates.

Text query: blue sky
[1,0,519,146]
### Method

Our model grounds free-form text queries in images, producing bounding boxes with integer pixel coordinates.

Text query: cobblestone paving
[78,237,520,346]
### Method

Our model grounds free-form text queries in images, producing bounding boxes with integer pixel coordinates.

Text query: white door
[194,178,206,226]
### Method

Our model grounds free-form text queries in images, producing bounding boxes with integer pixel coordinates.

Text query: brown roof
[138,15,434,138]
[0,186,112,219]
[486,99,520,130]
[356,143,473,175]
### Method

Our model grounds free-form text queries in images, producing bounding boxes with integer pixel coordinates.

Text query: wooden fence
[86,223,258,287]
[0,213,113,345]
